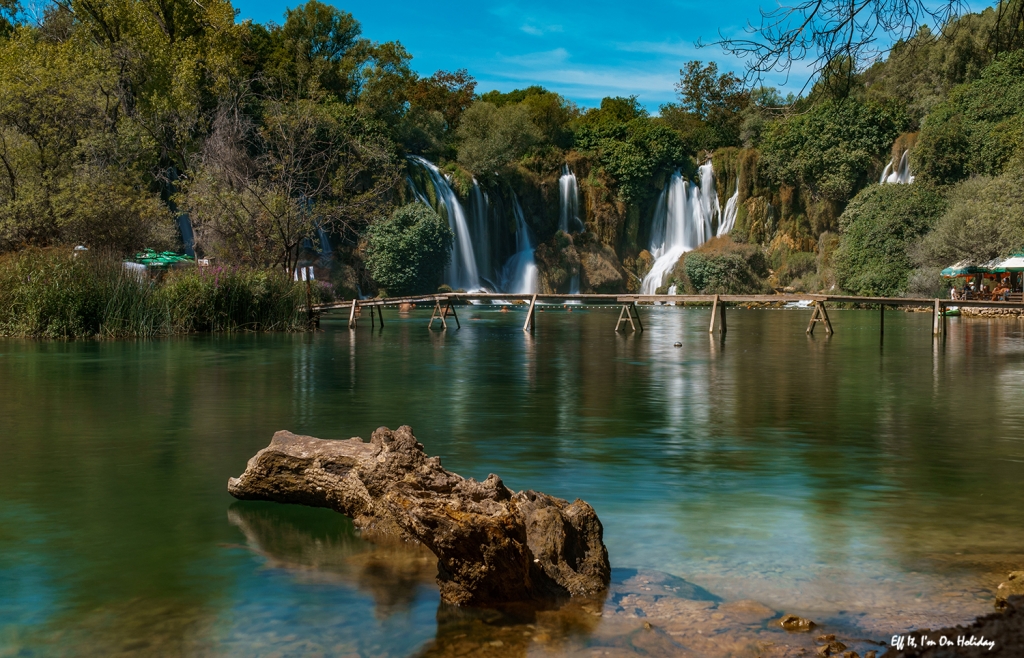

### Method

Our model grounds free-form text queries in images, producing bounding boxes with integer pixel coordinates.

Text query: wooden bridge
[312,292,1024,338]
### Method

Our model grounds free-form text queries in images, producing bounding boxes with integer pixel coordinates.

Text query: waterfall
[470,182,491,281]
[407,156,482,291]
[499,196,538,294]
[559,165,582,233]
[697,161,720,239]
[880,150,915,184]
[718,188,739,236]
[640,163,721,294]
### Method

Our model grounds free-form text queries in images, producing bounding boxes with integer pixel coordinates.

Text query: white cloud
[521,23,563,36]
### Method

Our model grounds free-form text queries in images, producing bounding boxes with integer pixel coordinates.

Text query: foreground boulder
[228,426,610,606]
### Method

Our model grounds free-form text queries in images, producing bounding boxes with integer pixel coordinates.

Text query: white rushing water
[640,162,726,294]
[718,188,739,236]
[407,156,481,291]
[880,150,915,184]
[559,165,582,233]
[499,196,539,294]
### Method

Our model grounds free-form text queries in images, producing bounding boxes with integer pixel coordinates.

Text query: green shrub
[0,248,326,338]
[672,236,771,294]
[834,184,946,296]
[366,203,454,296]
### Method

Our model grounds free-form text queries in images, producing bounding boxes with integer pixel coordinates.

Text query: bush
[834,184,946,296]
[0,248,325,338]
[671,236,771,294]
[366,203,454,296]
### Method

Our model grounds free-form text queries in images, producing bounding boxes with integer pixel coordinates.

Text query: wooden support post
[806,301,834,335]
[429,300,447,330]
[615,304,635,332]
[709,295,719,333]
[348,300,357,329]
[880,304,884,339]
[523,294,537,331]
[720,301,726,334]
[806,303,819,334]
[631,302,644,332]
[377,304,384,328]
[444,300,461,329]
[819,301,834,335]
[933,299,942,337]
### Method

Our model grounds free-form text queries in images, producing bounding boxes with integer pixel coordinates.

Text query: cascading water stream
[470,182,491,281]
[880,150,915,184]
[718,189,739,236]
[407,156,482,291]
[499,196,539,294]
[640,162,726,294]
[559,165,582,233]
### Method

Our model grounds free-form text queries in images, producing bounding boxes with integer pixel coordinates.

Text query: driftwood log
[227,426,610,606]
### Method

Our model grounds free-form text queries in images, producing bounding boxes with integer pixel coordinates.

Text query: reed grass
[0,248,332,339]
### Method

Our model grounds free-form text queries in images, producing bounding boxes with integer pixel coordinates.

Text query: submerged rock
[227,426,610,606]
[780,614,817,632]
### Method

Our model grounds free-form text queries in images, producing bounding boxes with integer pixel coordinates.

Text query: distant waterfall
[407,156,482,291]
[559,165,582,233]
[640,162,724,294]
[499,196,539,294]
[880,150,915,184]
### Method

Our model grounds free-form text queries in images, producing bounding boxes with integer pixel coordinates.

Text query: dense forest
[1,0,1023,299]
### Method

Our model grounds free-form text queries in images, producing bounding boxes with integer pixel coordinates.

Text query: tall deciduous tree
[181,99,400,272]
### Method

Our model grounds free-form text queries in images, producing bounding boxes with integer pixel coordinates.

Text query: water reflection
[2,309,1024,655]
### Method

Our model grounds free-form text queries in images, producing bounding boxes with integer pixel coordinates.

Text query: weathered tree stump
[228,426,611,606]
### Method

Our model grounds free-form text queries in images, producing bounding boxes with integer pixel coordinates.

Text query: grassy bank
[0,249,333,339]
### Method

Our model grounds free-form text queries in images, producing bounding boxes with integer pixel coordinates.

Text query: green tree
[914,50,1024,186]
[366,203,453,296]
[659,61,749,153]
[455,101,541,174]
[180,100,400,272]
[833,184,946,296]
[916,172,1024,266]
[760,99,908,203]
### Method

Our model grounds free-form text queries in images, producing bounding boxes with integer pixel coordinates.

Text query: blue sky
[232,0,804,111]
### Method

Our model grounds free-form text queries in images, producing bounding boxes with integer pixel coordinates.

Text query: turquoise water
[1,306,1023,656]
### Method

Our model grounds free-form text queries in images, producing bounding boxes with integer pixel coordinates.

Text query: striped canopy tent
[941,260,981,277]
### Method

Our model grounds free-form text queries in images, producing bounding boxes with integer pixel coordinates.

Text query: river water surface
[2,306,1023,657]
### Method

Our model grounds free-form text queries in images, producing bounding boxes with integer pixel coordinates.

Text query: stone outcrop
[227,426,610,606]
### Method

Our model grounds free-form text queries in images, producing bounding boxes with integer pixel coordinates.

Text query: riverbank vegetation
[1,0,1023,303]
[0,249,330,338]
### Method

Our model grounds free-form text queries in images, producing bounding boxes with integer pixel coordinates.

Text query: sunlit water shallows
[2,308,1024,656]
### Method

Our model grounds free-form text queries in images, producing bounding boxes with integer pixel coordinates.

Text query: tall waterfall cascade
[407,156,537,294]
[640,162,735,295]
[880,151,915,184]
[499,197,539,294]
[407,156,482,291]
[558,165,582,233]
